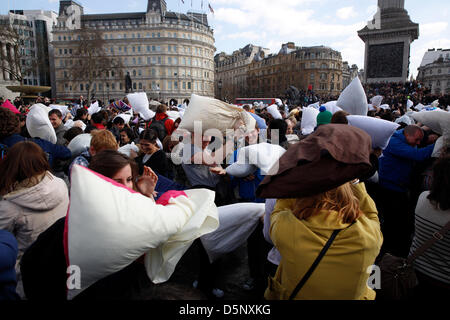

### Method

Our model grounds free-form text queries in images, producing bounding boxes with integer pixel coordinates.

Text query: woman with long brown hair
[0,141,69,266]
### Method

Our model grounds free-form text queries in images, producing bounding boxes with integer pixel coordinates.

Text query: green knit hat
[316,106,332,126]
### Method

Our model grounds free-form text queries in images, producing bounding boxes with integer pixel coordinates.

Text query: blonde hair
[90,130,119,153]
[293,183,362,224]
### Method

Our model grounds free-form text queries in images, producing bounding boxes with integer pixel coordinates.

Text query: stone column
[378,0,405,10]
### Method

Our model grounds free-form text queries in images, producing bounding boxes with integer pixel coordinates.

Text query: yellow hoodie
[265,182,383,300]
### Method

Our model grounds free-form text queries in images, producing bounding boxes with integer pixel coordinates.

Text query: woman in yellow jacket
[265,181,383,300]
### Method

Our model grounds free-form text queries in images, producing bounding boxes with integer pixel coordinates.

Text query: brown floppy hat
[256,124,373,199]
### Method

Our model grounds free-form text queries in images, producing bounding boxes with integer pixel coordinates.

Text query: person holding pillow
[0,141,69,270]
[89,150,158,199]
[135,129,169,178]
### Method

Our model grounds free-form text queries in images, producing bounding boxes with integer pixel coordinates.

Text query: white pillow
[347,115,400,150]
[370,96,383,108]
[67,133,91,157]
[411,110,450,138]
[226,163,257,178]
[234,142,286,176]
[395,115,413,125]
[87,101,101,115]
[415,104,425,111]
[26,103,57,144]
[114,114,132,124]
[64,119,74,130]
[127,92,156,121]
[432,136,444,158]
[307,102,320,109]
[118,142,139,157]
[200,203,265,263]
[407,99,414,110]
[179,94,256,134]
[166,110,180,121]
[267,104,282,120]
[337,77,368,116]
[322,101,342,114]
[66,165,219,295]
[50,105,70,118]
[379,104,390,110]
[286,134,300,144]
[301,107,319,135]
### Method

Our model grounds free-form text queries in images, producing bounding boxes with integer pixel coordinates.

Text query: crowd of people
[0,78,449,301]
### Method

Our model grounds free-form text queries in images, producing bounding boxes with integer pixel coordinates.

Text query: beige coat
[0,171,69,265]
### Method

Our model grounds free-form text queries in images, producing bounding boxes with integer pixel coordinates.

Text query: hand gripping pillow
[301,107,319,135]
[67,133,92,157]
[87,101,101,115]
[127,92,156,121]
[411,110,450,139]
[26,103,57,144]
[322,101,342,114]
[267,104,282,120]
[347,115,400,150]
[65,165,219,296]
[337,77,368,116]
[179,94,256,134]
[200,203,265,263]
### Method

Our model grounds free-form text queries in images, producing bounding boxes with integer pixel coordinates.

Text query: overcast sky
[1,0,449,77]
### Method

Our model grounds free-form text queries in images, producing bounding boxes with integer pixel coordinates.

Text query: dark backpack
[147,117,169,141]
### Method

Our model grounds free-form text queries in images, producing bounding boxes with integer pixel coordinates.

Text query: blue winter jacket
[0,134,71,167]
[378,129,434,193]
[229,149,264,203]
[0,230,19,300]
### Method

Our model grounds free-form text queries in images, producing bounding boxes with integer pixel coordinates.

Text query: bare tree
[0,24,37,84]
[67,27,122,101]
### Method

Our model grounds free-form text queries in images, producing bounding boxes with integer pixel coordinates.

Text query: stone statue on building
[285,86,301,106]
[125,72,133,93]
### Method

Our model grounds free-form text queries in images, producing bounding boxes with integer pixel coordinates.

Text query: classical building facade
[247,42,343,98]
[342,61,359,90]
[214,44,270,101]
[52,0,215,102]
[417,48,450,95]
[0,10,57,99]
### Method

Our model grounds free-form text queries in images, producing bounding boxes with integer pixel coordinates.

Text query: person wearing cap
[316,106,332,128]
[258,125,382,300]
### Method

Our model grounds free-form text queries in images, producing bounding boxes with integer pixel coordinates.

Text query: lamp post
[218,79,223,101]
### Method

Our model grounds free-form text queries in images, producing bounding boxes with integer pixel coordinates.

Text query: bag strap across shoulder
[407,220,450,264]
[289,222,354,300]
